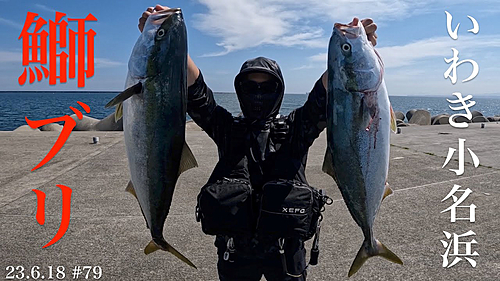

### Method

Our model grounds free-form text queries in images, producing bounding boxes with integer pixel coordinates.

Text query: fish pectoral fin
[390,104,397,133]
[105,82,142,108]
[322,148,337,181]
[178,141,198,176]
[144,239,197,269]
[348,239,403,277]
[105,82,142,121]
[382,182,394,202]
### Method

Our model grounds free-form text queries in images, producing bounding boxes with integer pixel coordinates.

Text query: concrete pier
[1,123,499,280]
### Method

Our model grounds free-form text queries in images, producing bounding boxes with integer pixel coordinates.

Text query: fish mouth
[150,8,182,25]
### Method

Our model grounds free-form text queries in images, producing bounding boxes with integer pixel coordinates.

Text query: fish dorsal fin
[105,82,143,121]
[178,141,198,177]
[390,104,397,133]
[322,148,338,182]
[382,182,394,202]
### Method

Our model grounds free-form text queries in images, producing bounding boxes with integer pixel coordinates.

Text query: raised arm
[186,70,233,139]
[288,77,328,149]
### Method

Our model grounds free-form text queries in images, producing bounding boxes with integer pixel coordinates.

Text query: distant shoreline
[0,91,121,94]
[1,91,500,98]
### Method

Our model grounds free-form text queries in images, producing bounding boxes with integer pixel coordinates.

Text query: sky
[0,0,499,96]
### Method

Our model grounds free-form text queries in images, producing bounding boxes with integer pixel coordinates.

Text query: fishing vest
[195,115,331,238]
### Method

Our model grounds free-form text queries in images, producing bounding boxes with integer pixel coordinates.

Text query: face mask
[237,80,282,120]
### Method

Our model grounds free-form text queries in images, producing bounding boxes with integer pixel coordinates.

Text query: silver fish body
[106,9,197,268]
[323,20,401,277]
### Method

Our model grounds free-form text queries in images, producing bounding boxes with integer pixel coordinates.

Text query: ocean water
[1,92,499,131]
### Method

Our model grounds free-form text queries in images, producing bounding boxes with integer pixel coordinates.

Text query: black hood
[234,57,285,120]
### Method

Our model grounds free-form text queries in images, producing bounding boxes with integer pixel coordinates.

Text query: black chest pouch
[196,177,254,237]
[196,177,331,241]
[256,179,330,240]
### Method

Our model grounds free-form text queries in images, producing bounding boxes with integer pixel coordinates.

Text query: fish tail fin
[144,240,160,255]
[348,242,370,277]
[144,239,197,269]
[348,239,403,277]
[375,240,403,265]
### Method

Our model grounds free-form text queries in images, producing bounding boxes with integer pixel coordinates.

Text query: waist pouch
[196,178,329,241]
[256,180,327,240]
[196,178,253,236]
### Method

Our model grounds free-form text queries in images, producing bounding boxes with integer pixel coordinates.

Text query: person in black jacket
[139,5,378,281]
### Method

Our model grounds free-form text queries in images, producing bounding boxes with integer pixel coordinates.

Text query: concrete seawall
[1,123,499,280]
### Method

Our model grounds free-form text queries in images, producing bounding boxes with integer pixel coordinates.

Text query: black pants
[215,236,307,281]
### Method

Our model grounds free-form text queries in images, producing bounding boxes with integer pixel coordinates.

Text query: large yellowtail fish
[106,8,198,268]
[322,19,402,277]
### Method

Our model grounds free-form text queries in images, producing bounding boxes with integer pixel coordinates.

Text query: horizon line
[1,90,499,98]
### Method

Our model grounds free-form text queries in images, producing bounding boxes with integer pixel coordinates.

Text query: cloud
[194,0,386,56]
[0,4,60,31]
[309,52,327,62]
[297,0,417,21]
[291,65,315,70]
[35,4,57,13]
[378,35,500,68]
[0,51,22,63]
[291,52,326,70]
[193,0,436,56]
[193,0,499,56]
[305,0,500,21]
[195,0,317,56]
[293,35,500,70]
[0,17,22,29]
[94,58,125,68]
[0,51,124,69]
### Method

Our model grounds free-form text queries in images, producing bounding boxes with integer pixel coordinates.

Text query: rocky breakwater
[394,109,499,128]
[13,113,123,132]
[13,112,202,132]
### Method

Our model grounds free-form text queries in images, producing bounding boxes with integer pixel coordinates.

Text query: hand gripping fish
[322,19,402,277]
[105,8,198,268]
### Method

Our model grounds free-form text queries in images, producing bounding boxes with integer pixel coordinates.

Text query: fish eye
[157,28,165,39]
[342,43,351,52]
